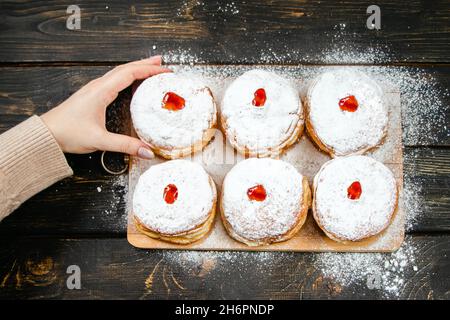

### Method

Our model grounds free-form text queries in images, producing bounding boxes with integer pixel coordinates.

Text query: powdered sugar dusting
[320,37,392,65]
[315,236,417,298]
[315,45,448,145]
[314,156,398,241]
[366,67,449,146]
[130,73,216,150]
[161,49,203,66]
[133,160,215,234]
[222,158,304,241]
[95,174,128,232]
[161,250,276,276]
[153,238,418,298]
[221,69,303,156]
[307,69,387,156]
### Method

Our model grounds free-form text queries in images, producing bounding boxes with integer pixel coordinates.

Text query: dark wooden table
[0,0,449,300]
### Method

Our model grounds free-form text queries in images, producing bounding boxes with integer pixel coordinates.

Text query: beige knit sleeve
[0,116,73,222]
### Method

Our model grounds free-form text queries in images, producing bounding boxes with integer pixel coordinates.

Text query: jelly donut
[133,160,217,244]
[220,158,311,246]
[131,73,217,159]
[312,155,398,242]
[221,70,304,157]
[305,69,387,157]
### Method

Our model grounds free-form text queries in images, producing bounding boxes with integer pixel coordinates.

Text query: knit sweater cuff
[0,115,73,221]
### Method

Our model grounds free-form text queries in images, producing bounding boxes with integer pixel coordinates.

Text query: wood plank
[0,147,447,236]
[0,66,110,132]
[0,235,448,299]
[404,147,450,232]
[1,66,449,145]
[0,0,449,64]
[0,151,129,237]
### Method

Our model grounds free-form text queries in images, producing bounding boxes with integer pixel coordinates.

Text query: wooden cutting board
[127,65,404,252]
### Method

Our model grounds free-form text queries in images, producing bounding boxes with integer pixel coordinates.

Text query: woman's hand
[41,56,171,159]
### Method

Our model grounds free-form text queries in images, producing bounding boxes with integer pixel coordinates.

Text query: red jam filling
[162,92,185,111]
[347,181,362,200]
[252,88,267,107]
[163,184,178,204]
[339,95,359,112]
[247,184,267,201]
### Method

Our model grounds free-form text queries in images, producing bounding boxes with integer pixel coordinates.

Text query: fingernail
[138,147,154,160]
[150,55,162,65]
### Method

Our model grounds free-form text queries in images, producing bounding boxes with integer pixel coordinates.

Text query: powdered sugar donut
[313,155,398,242]
[221,70,304,157]
[305,69,387,157]
[221,158,311,246]
[131,73,217,159]
[133,160,217,244]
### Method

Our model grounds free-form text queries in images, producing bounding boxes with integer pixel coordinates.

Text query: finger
[102,56,164,79]
[99,132,155,159]
[148,55,162,65]
[133,55,162,66]
[102,64,171,94]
